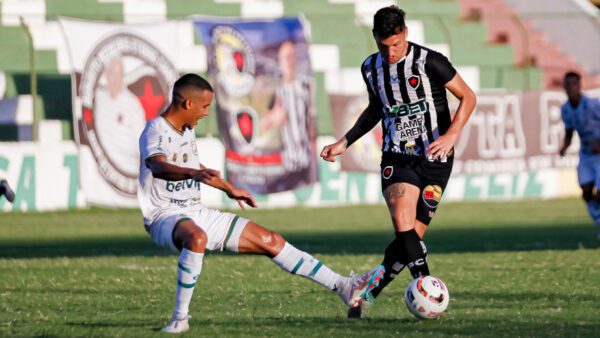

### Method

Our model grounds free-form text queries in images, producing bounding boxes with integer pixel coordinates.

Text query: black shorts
[380,154,453,226]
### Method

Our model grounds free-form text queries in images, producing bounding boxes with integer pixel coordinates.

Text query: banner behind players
[60,19,179,206]
[194,17,318,194]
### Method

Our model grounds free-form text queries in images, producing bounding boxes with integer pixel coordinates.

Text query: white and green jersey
[138,116,203,225]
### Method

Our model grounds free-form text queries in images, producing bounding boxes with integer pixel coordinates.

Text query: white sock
[174,248,204,319]
[272,242,343,290]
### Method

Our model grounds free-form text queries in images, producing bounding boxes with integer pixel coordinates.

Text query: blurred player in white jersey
[95,57,146,175]
[138,74,371,333]
[559,71,600,237]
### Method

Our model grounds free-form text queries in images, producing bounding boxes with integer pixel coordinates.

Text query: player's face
[279,42,297,84]
[564,76,581,101]
[187,90,213,127]
[374,28,408,64]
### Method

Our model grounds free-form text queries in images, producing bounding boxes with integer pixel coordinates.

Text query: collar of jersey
[160,115,185,136]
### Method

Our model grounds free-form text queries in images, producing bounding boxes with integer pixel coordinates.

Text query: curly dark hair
[373,5,406,38]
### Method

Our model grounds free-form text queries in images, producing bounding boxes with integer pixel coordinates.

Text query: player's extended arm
[146,155,220,183]
[426,74,476,159]
[559,129,574,156]
[320,97,381,162]
[197,163,257,209]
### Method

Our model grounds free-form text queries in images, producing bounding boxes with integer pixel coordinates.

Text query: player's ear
[183,98,192,110]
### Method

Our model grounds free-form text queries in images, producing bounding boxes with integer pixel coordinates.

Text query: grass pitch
[1,198,599,337]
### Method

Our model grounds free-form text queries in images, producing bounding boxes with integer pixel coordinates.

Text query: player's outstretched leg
[237,221,374,307]
[582,183,600,239]
[163,219,207,334]
[0,179,15,203]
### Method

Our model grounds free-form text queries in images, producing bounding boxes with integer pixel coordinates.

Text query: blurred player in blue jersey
[321,5,476,318]
[559,71,600,238]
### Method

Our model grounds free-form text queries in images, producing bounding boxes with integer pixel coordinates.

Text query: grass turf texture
[0,198,599,337]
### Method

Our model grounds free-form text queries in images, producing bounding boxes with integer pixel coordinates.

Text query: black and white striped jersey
[277,77,313,171]
[361,42,457,159]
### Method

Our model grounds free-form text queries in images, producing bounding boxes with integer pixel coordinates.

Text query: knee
[270,231,286,254]
[582,186,594,202]
[391,210,415,232]
[183,228,207,252]
[259,230,286,257]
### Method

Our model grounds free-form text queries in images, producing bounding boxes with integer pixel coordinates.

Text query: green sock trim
[178,262,191,274]
[177,280,196,289]
[224,216,240,247]
[175,217,192,226]
[308,261,323,277]
[291,257,305,274]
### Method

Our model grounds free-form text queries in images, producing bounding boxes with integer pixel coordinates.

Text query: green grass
[1,198,599,337]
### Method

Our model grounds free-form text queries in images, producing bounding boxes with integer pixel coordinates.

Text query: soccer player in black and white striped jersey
[321,5,476,318]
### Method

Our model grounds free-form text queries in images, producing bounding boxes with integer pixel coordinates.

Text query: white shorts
[148,207,249,253]
[577,154,600,187]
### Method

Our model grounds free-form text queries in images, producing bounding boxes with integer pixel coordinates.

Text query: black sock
[397,229,429,278]
[369,236,407,299]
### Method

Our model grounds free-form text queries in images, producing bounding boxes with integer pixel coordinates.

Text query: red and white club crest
[407,75,420,89]
[382,165,394,179]
[237,110,254,143]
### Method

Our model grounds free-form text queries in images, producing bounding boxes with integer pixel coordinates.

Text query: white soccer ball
[404,275,450,319]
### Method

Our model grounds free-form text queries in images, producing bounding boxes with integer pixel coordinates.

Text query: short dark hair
[373,5,406,38]
[172,73,213,104]
[564,71,581,82]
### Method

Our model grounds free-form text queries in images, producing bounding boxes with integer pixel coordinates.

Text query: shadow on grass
[0,223,598,259]
[63,316,600,336]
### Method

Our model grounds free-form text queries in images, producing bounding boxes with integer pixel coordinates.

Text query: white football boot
[162,314,191,334]
[336,267,379,308]
[344,266,386,319]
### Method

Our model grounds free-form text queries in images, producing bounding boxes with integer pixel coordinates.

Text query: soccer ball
[404,275,450,319]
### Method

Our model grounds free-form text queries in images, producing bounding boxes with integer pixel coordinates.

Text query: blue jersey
[561,95,600,155]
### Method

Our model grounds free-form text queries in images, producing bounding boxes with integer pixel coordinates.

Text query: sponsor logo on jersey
[386,99,427,118]
[382,165,394,179]
[183,153,188,163]
[166,179,201,192]
[422,185,442,208]
[405,142,421,156]
[78,32,177,196]
[407,75,420,89]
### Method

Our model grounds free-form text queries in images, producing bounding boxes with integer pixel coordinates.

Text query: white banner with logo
[59,18,180,206]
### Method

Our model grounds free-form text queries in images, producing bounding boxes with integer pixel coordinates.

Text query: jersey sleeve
[361,61,376,98]
[425,50,457,85]
[140,124,166,162]
[560,105,574,130]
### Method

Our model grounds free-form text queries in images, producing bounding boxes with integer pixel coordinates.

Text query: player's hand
[559,145,568,157]
[426,132,458,160]
[227,188,257,210]
[320,139,347,162]
[191,168,221,183]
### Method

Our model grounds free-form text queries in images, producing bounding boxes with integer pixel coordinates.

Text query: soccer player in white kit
[138,74,373,333]
[559,71,600,237]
